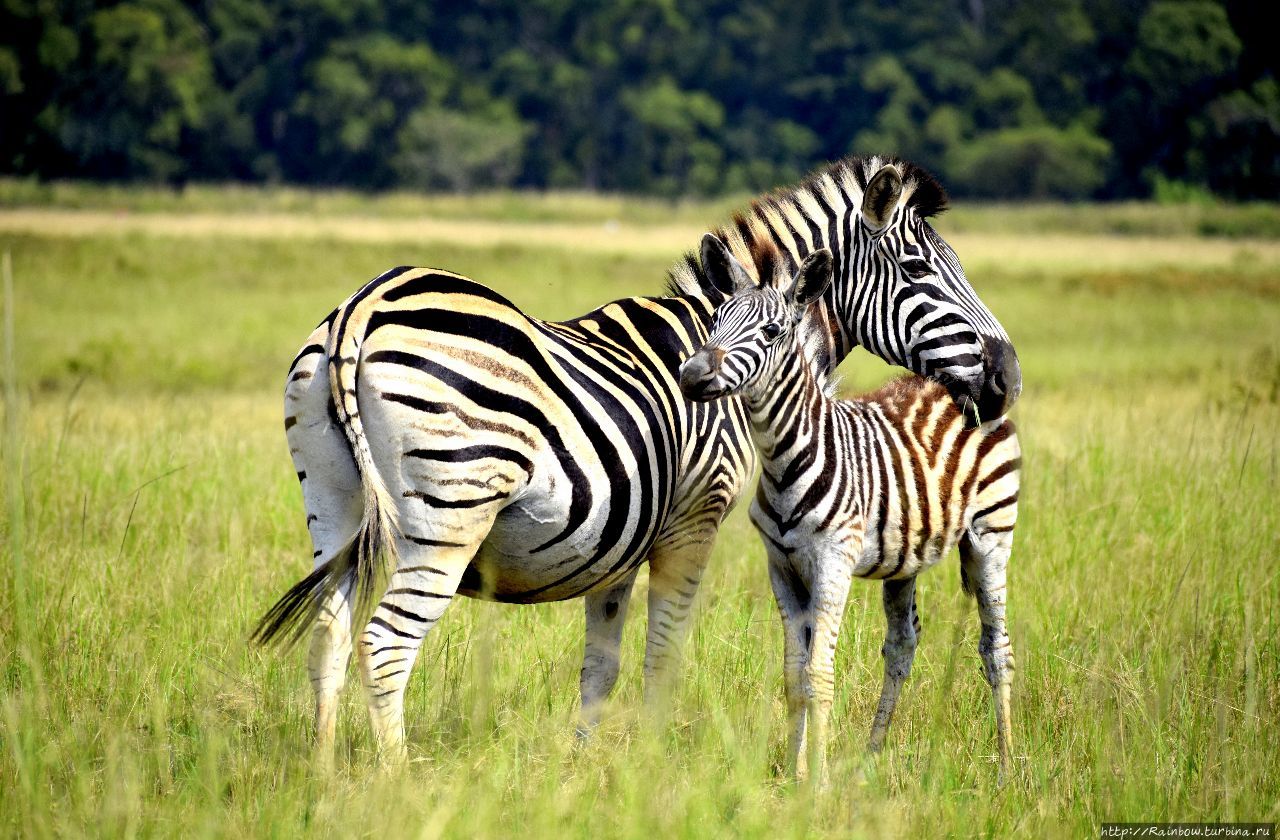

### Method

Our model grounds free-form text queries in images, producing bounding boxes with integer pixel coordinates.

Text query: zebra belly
[453,494,651,604]
[777,528,957,582]
[756,495,958,582]
[852,513,962,580]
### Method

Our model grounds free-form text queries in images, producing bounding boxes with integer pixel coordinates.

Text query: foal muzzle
[679,349,728,401]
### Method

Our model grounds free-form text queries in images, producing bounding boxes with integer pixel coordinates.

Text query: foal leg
[578,569,640,735]
[868,577,919,752]
[961,530,1016,781]
[801,558,854,786]
[766,552,812,780]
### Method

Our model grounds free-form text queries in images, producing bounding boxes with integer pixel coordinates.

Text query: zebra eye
[901,259,932,280]
[760,323,783,341]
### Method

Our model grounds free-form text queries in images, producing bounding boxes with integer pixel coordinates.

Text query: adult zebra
[255,155,1021,764]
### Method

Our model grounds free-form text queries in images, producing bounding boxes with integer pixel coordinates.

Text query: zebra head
[823,159,1021,423]
[680,238,833,402]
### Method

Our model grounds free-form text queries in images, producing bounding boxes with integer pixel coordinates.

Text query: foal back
[842,375,1020,579]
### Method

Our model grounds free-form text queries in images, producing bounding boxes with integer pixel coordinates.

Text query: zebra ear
[787,248,833,312]
[700,233,752,295]
[861,165,903,232]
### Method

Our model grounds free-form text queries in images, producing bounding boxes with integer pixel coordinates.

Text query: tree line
[1,0,1275,200]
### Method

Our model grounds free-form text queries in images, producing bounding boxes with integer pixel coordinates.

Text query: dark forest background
[1,0,1276,199]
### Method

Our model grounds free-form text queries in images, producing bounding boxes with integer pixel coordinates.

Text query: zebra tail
[958,533,977,598]
[328,294,402,626]
[252,537,354,649]
[254,297,402,649]
[252,506,394,649]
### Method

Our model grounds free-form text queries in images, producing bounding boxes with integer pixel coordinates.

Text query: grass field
[1,187,1278,838]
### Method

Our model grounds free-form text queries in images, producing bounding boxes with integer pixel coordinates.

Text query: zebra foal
[680,234,1021,782]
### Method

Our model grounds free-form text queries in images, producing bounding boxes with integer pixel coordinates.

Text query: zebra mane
[812,155,949,219]
[664,251,715,298]
[745,228,787,287]
[663,154,948,299]
[797,317,842,399]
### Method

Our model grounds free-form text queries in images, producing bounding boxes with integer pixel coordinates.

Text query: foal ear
[787,248,833,311]
[861,165,903,232]
[700,233,753,295]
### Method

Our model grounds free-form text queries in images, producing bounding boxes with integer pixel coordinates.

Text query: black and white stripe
[681,234,1020,782]
[669,155,1021,424]
[254,156,1019,764]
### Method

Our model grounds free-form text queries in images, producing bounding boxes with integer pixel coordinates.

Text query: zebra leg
[284,337,365,768]
[357,527,493,764]
[308,580,354,770]
[868,577,918,753]
[801,559,854,787]
[301,503,363,770]
[766,554,812,781]
[961,530,1016,782]
[641,532,715,711]
[578,569,640,736]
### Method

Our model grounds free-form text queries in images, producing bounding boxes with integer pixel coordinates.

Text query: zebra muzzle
[974,336,1022,423]
[679,349,727,401]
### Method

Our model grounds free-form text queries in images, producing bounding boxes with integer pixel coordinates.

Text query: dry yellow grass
[0,208,695,258]
[2,208,1279,272]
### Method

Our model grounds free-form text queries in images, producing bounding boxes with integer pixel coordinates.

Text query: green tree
[392,101,530,191]
[620,76,725,196]
[852,55,931,162]
[0,0,1273,198]
[949,123,1113,199]
[289,35,453,185]
[1196,77,1280,199]
[1127,0,1241,100]
[1109,0,1245,193]
[50,0,218,181]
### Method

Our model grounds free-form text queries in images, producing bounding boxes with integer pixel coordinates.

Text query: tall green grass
[1,202,1278,837]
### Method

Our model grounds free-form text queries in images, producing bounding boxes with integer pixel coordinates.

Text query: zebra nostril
[976,336,1022,421]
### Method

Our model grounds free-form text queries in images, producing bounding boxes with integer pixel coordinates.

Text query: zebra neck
[719,169,878,375]
[806,226,890,375]
[803,295,854,376]
[673,288,719,324]
[743,346,829,462]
